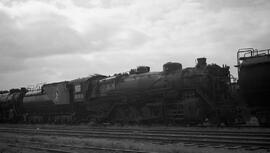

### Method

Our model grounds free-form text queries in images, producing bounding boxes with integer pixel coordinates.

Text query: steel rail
[2,125,270,136]
[53,127,270,137]
[0,127,269,142]
[0,127,270,149]
[2,138,157,153]
[1,126,270,137]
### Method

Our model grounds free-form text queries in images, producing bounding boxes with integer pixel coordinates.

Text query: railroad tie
[183,143,196,146]
[226,146,242,150]
[245,146,268,151]
[8,144,74,153]
[212,144,226,148]
[197,144,210,148]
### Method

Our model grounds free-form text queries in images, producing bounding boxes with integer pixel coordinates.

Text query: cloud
[0,0,270,89]
[0,1,149,59]
[0,0,149,77]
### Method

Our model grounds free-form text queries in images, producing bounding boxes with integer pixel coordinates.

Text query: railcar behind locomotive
[0,57,240,125]
[236,48,270,125]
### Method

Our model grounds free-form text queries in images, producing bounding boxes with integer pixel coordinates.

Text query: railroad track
[0,127,269,151]
[53,126,270,137]
[4,124,270,137]
[0,138,156,153]
[2,124,270,137]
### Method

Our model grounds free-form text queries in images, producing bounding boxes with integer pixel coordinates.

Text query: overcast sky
[0,0,269,90]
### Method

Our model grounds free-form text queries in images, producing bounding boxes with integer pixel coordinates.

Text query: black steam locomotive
[1,50,268,126]
[0,57,237,125]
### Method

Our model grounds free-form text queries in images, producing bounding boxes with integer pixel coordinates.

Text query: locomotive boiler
[81,58,233,124]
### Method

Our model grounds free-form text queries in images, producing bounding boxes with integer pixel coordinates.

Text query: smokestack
[196,57,207,68]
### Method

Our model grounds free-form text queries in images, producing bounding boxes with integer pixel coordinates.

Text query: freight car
[0,57,238,125]
[236,48,270,125]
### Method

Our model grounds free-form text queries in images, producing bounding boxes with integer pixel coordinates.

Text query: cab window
[75,84,81,93]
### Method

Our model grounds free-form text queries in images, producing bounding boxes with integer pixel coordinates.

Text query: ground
[0,124,269,153]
